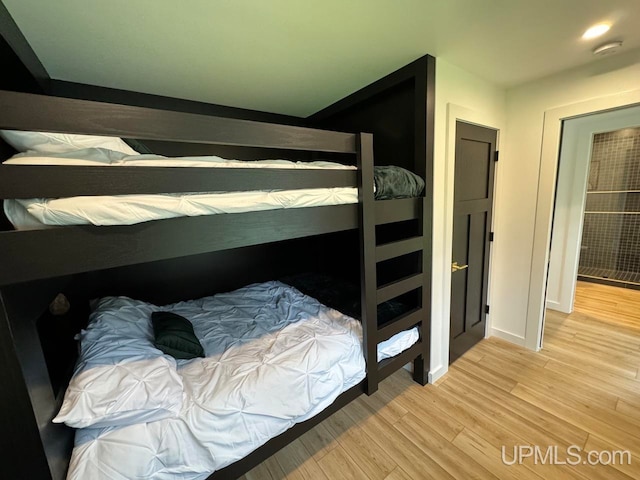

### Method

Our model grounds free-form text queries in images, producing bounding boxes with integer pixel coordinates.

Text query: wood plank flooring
[239,281,640,479]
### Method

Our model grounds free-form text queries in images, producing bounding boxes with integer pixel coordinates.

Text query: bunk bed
[0,85,432,480]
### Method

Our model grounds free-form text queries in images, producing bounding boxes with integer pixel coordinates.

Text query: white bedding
[67,281,419,480]
[3,151,357,230]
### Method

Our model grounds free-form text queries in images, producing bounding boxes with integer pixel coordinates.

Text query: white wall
[430,58,506,381]
[491,48,640,350]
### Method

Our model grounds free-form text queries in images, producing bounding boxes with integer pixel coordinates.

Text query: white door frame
[546,105,640,314]
[525,89,640,351]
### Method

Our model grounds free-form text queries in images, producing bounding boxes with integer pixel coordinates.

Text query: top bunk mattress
[3,152,358,230]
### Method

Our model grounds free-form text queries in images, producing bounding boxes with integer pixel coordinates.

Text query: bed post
[0,279,76,480]
[0,292,54,480]
[357,132,378,395]
[412,54,435,385]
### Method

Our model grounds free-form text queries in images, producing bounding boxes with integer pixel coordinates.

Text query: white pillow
[0,130,139,156]
[53,296,184,429]
[53,356,184,429]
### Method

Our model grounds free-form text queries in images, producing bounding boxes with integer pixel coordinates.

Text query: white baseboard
[429,364,448,383]
[546,299,571,313]
[406,362,447,384]
[488,327,526,347]
[546,299,561,310]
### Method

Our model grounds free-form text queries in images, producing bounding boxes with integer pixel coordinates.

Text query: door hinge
[494,151,499,162]
[489,232,494,242]
[485,305,490,314]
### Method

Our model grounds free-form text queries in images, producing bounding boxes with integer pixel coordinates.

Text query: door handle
[451,262,469,273]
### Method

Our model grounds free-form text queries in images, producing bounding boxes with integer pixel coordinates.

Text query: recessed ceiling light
[582,23,610,39]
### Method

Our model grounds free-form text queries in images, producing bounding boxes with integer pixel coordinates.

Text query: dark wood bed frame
[0,55,435,480]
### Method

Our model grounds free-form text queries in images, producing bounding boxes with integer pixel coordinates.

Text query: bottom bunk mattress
[64,281,418,479]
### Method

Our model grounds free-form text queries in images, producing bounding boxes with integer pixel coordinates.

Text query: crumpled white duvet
[67,281,418,480]
[3,151,358,229]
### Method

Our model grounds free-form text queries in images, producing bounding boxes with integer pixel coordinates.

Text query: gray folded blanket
[374,166,425,200]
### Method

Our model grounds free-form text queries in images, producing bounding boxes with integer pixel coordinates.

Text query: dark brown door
[450,122,497,362]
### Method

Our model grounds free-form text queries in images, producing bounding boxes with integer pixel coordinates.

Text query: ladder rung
[377,273,423,304]
[377,340,423,381]
[378,308,423,343]
[375,198,421,225]
[376,236,423,263]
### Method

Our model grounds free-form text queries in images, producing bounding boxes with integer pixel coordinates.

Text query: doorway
[450,121,497,362]
[526,90,640,352]
[546,105,640,315]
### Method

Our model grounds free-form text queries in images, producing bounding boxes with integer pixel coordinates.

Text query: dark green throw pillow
[151,312,205,360]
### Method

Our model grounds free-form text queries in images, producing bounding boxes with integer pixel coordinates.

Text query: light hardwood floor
[239,281,640,479]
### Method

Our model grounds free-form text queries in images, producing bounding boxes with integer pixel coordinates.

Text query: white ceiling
[4,0,640,117]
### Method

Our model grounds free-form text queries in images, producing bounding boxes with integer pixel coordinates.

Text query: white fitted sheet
[66,281,419,480]
[3,152,357,229]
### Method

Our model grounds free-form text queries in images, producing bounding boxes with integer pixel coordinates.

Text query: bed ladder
[357,134,430,396]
